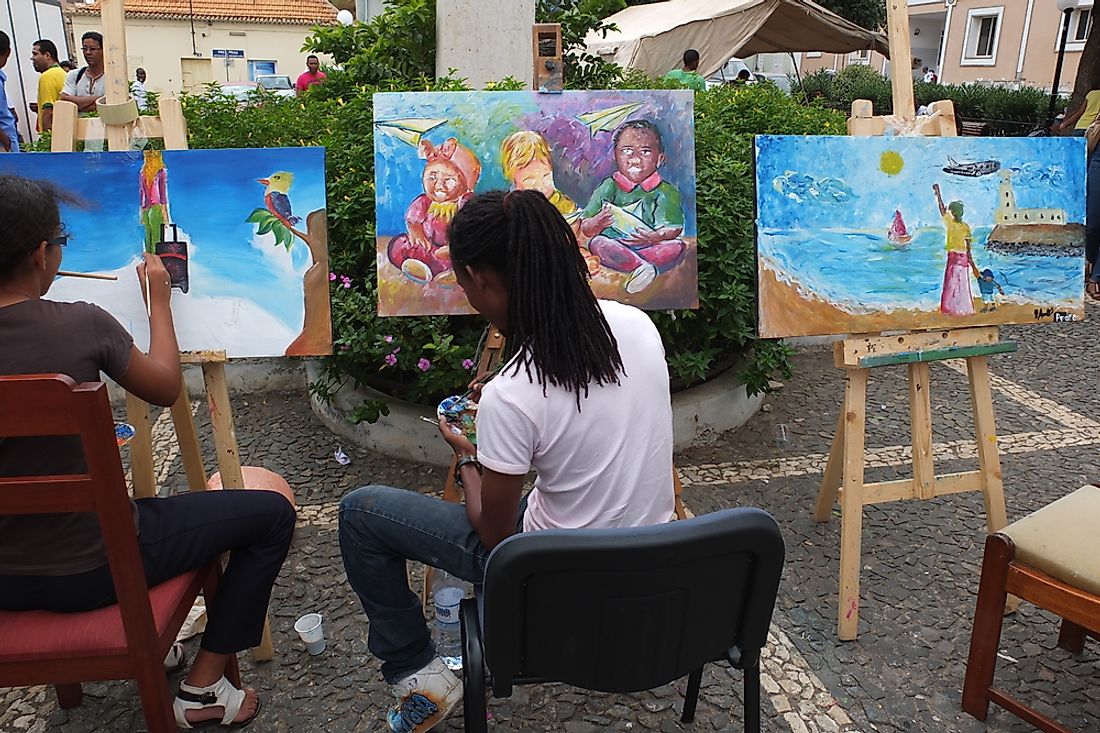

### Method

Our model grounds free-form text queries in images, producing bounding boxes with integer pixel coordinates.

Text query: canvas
[373,90,698,316]
[755,135,1087,338]
[0,148,331,357]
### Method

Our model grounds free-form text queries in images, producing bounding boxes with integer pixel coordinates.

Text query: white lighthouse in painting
[987,170,1080,256]
[994,171,1065,225]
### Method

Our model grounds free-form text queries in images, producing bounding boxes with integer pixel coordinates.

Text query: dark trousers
[0,490,295,655]
[1087,150,1100,278]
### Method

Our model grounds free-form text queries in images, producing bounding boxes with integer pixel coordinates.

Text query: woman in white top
[338,189,674,733]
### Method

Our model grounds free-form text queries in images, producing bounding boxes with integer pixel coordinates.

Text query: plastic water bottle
[432,570,468,672]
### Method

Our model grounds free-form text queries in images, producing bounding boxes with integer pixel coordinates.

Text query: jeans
[339,485,524,682]
[1088,150,1100,281]
[0,489,296,654]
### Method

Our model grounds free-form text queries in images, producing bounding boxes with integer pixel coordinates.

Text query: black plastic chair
[459,507,785,732]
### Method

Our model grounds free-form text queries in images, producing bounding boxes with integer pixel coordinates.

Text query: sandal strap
[174,676,247,727]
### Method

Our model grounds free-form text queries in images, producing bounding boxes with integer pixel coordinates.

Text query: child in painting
[933,183,975,316]
[500,130,599,274]
[581,120,687,294]
[974,268,1004,312]
[387,137,481,285]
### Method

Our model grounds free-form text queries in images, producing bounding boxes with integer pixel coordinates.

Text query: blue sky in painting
[373,90,697,236]
[756,135,1087,231]
[0,148,326,328]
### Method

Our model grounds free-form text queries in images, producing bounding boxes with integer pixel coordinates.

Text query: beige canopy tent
[585,0,890,79]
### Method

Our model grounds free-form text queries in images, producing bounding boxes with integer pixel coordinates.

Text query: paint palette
[437,395,478,445]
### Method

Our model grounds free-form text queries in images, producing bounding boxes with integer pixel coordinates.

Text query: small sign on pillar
[533,23,563,93]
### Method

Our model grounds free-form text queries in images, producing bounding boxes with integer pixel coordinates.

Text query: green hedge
[794,64,1065,135]
[175,77,847,419]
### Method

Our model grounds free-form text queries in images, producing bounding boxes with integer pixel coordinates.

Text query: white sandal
[173,676,258,729]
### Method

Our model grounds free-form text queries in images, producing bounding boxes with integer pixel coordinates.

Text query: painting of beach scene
[0,148,331,357]
[755,135,1087,339]
[374,90,697,316]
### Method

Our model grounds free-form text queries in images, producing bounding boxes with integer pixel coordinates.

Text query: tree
[1067,18,1099,114]
[815,0,885,31]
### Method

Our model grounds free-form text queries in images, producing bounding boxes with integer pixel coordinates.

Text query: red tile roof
[73,0,337,25]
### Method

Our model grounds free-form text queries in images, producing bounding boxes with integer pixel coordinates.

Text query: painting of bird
[259,171,301,226]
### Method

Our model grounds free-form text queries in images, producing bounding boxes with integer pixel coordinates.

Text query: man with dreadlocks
[339,189,675,733]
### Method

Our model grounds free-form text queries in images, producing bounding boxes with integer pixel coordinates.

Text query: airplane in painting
[942,157,1001,177]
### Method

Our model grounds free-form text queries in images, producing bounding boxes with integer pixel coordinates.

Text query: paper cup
[294,612,325,655]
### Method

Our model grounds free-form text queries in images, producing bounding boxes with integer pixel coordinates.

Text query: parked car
[254,74,295,96]
[204,79,295,106]
[705,58,756,89]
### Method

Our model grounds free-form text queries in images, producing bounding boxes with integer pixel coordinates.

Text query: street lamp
[1047,0,1078,129]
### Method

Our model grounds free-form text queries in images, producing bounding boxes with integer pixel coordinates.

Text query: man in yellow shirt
[31,39,65,132]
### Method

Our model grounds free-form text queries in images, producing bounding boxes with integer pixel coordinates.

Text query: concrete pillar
[436,0,535,89]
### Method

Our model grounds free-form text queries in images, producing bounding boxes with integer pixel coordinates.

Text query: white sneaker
[387,657,463,733]
[625,262,658,294]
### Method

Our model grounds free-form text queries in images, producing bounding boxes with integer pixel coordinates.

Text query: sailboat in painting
[888,208,912,245]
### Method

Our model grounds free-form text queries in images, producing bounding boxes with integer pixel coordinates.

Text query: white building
[70,0,336,95]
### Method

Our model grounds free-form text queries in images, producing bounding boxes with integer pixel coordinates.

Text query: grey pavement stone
[5,306,1100,731]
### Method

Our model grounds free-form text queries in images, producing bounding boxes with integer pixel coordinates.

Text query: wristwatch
[453,454,481,487]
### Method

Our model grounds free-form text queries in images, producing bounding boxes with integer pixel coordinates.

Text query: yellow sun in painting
[880,150,904,175]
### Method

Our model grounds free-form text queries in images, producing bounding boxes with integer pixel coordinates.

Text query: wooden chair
[962,485,1100,733]
[460,507,785,732]
[0,374,236,733]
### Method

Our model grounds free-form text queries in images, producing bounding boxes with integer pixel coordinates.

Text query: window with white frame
[849,49,871,64]
[961,7,1003,66]
[1066,4,1094,50]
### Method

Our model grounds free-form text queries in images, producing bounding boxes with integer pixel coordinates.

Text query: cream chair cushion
[1001,485,1100,596]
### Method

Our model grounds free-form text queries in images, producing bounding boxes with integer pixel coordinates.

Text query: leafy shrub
[793,65,1066,135]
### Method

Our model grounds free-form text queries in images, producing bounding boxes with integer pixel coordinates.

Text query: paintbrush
[57,270,119,281]
[143,265,152,317]
[459,362,506,399]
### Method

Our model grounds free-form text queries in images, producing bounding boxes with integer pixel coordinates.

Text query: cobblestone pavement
[3,307,1099,732]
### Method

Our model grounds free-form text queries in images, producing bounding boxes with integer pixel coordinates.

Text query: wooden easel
[50,0,273,660]
[813,0,1011,641]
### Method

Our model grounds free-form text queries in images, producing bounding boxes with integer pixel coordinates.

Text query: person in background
[0,31,18,152]
[131,67,148,111]
[60,32,106,115]
[1053,88,1100,137]
[295,55,326,95]
[339,190,675,733]
[923,67,938,84]
[734,68,752,84]
[31,39,66,132]
[662,49,706,92]
[59,59,76,72]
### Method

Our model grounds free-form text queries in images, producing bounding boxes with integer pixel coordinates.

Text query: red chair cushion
[0,571,203,662]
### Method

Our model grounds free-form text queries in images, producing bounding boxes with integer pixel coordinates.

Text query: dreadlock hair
[449,190,624,408]
[0,176,81,283]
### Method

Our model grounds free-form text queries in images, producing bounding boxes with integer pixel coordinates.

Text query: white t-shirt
[62,67,107,100]
[477,300,675,532]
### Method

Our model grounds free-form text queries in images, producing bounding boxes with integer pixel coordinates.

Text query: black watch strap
[454,454,481,487]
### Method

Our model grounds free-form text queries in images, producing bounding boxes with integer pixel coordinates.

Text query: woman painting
[933,183,975,316]
[338,190,675,733]
[0,175,295,729]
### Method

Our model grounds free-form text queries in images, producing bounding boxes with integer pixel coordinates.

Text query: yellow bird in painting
[258,171,301,226]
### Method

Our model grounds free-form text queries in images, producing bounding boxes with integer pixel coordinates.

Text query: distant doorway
[181,58,214,91]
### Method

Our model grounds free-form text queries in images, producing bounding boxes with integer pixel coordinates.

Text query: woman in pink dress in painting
[933,183,975,316]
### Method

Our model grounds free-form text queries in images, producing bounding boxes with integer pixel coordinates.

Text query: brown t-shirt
[0,299,134,575]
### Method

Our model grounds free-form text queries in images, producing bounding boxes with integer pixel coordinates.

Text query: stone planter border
[306,361,763,468]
